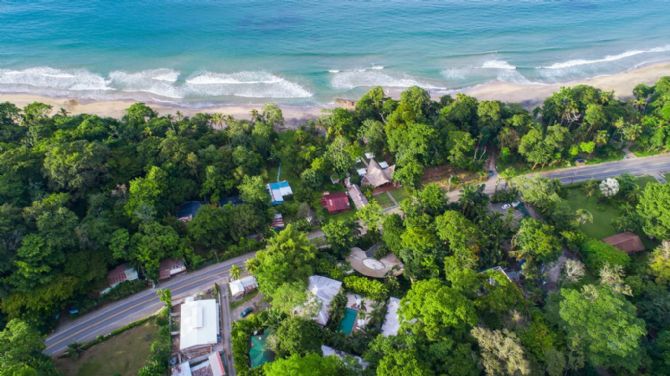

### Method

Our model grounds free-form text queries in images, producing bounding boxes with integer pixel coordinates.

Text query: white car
[502,203,512,210]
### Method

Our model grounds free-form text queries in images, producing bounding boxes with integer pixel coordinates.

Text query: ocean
[0,0,669,106]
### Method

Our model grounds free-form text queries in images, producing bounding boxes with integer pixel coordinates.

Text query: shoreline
[0,62,669,122]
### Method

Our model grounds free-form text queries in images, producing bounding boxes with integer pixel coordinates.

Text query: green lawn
[389,187,410,203]
[563,188,622,239]
[372,193,395,209]
[636,175,658,189]
[55,320,158,376]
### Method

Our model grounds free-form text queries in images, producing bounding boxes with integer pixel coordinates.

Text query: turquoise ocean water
[0,0,669,105]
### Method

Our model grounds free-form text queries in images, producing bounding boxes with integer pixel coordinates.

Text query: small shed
[271,213,285,230]
[229,276,259,299]
[602,232,645,253]
[177,201,203,222]
[321,192,351,214]
[267,181,293,205]
[159,258,187,280]
[107,264,139,288]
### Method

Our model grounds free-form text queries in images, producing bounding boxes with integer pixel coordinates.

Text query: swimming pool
[338,308,358,335]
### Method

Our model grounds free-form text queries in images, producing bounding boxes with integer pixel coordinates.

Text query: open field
[54,320,157,376]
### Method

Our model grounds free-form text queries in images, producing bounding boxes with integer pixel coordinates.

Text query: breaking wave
[330,66,444,90]
[541,45,670,69]
[0,66,313,99]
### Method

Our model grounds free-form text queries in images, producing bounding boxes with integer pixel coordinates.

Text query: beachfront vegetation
[1,77,670,374]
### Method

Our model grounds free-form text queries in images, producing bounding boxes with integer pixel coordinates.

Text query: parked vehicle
[240,307,254,318]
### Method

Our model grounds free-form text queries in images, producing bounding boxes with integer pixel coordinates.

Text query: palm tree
[230,264,241,281]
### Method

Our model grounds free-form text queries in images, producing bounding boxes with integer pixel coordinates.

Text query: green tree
[559,285,646,371]
[43,140,109,196]
[636,182,670,239]
[230,264,241,281]
[187,204,231,250]
[356,200,383,234]
[436,210,480,270]
[125,166,168,223]
[269,282,308,316]
[0,319,58,376]
[400,279,477,340]
[239,175,268,208]
[649,240,670,284]
[512,218,562,264]
[377,350,434,376]
[322,218,357,252]
[471,326,531,376]
[264,353,346,376]
[131,221,190,280]
[246,225,316,295]
[269,317,323,357]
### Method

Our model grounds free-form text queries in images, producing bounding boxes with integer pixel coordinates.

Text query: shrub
[579,238,631,272]
[343,275,389,301]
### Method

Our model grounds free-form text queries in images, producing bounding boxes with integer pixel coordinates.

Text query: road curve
[45,252,255,356]
[541,153,670,184]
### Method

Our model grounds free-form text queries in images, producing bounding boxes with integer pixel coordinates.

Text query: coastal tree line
[1,77,670,374]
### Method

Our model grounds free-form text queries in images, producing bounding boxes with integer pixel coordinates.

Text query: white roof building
[307,275,342,326]
[229,276,258,298]
[381,297,401,337]
[179,298,219,351]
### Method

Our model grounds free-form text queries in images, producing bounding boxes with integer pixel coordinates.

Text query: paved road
[541,153,670,184]
[44,252,255,356]
[219,277,236,376]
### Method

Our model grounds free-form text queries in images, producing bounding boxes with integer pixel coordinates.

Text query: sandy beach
[0,62,668,122]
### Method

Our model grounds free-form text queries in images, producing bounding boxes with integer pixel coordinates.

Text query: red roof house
[602,232,645,253]
[321,192,351,214]
[159,258,187,280]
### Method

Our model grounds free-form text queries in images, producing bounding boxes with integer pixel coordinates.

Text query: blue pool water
[0,1,669,104]
[339,308,357,335]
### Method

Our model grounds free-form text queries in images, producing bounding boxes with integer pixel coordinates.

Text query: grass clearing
[389,187,410,204]
[563,187,622,239]
[372,193,395,209]
[55,320,158,376]
[635,175,658,188]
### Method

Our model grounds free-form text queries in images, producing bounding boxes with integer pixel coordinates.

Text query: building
[305,275,343,326]
[602,232,645,253]
[103,264,139,294]
[172,352,225,376]
[229,276,258,299]
[320,191,351,214]
[361,159,395,192]
[177,201,203,222]
[179,298,220,354]
[271,213,285,230]
[345,178,368,209]
[159,258,187,281]
[381,297,400,337]
[267,181,293,205]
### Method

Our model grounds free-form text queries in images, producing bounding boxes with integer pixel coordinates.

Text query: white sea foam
[481,60,516,70]
[542,45,670,69]
[108,69,183,98]
[0,67,110,91]
[184,71,312,98]
[328,69,341,73]
[331,68,443,90]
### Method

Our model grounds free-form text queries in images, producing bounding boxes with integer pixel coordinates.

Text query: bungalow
[103,264,139,294]
[159,258,187,281]
[172,352,225,376]
[267,181,293,205]
[229,276,258,299]
[179,298,220,355]
[362,159,396,193]
[321,191,351,214]
[304,275,342,326]
[603,232,645,253]
[177,201,203,222]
